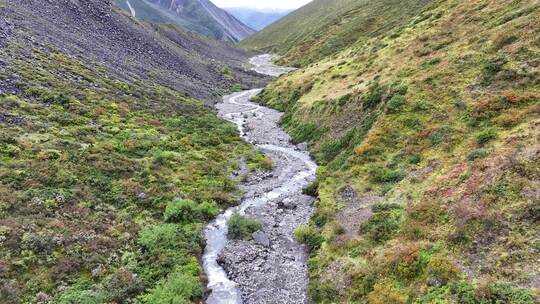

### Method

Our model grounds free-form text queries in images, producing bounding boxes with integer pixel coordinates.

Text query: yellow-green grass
[0,44,267,302]
[253,0,540,302]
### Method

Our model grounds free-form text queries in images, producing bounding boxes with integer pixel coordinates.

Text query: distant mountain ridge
[225,7,292,31]
[114,0,255,42]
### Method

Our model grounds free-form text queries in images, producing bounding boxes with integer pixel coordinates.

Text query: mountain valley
[1,0,539,303]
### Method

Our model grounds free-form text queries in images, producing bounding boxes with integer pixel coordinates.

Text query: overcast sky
[211,0,312,10]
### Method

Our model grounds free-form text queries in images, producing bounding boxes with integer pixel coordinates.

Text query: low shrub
[247,152,274,171]
[303,180,319,197]
[289,123,326,143]
[231,84,242,92]
[468,148,488,161]
[164,199,198,222]
[294,224,324,252]
[426,256,460,285]
[227,213,262,240]
[367,279,408,304]
[362,82,385,110]
[481,58,506,86]
[138,223,201,253]
[361,203,405,243]
[448,281,536,304]
[141,264,203,304]
[476,128,497,145]
[387,94,406,113]
[54,280,106,304]
[164,199,220,222]
[369,165,407,184]
[197,201,220,220]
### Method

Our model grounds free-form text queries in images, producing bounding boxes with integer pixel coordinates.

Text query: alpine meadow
[1,0,539,303]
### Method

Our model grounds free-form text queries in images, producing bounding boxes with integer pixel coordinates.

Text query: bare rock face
[126,0,255,42]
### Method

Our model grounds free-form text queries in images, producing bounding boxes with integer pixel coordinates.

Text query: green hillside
[0,0,267,302]
[241,0,432,67]
[250,0,540,302]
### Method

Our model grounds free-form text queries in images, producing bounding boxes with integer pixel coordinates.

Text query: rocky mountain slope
[0,0,269,302]
[225,7,292,31]
[3,0,266,102]
[114,0,255,42]
[247,0,540,302]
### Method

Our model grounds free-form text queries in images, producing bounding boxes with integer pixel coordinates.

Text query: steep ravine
[203,55,316,304]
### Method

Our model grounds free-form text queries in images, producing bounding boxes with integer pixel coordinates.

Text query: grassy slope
[241,0,432,67]
[252,0,540,302]
[0,21,270,304]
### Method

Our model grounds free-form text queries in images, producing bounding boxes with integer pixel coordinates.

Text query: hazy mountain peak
[225,6,292,31]
[114,0,255,42]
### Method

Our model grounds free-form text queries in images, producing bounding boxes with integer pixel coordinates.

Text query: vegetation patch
[227,213,262,240]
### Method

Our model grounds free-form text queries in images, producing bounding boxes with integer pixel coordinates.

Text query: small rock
[252,231,270,247]
[297,143,308,150]
[34,292,50,304]
[137,192,148,199]
[427,277,442,287]
[278,198,297,210]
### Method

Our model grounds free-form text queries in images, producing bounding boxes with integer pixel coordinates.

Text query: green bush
[153,150,180,165]
[485,282,536,304]
[303,180,319,196]
[362,82,385,110]
[54,280,106,304]
[369,165,407,184]
[247,152,274,171]
[429,126,454,146]
[481,58,506,86]
[138,223,201,253]
[197,201,220,219]
[164,199,198,222]
[227,213,262,240]
[164,199,220,223]
[450,281,478,304]
[289,123,326,143]
[231,84,242,92]
[141,265,202,304]
[476,128,497,145]
[387,94,406,113]
[294,224,324,252]
[361,203,404,243]
[468,148,488,161]
[448,281,536,304]
[139,224,181,251]
[222,66,231,77]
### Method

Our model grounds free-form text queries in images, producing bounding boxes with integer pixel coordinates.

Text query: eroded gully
[202,55,317,304]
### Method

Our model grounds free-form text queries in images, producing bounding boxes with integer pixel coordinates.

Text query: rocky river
[202,55,317,304]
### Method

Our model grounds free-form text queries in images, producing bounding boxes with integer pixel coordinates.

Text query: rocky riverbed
[203,55,316,304]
